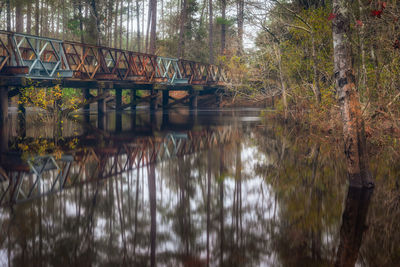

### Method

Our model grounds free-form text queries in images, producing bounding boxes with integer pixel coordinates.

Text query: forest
[2,0,398,129]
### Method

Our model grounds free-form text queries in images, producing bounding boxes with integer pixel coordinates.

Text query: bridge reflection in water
[0,109,242,205]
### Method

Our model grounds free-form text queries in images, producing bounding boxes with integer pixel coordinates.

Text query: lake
[0,108,398,266]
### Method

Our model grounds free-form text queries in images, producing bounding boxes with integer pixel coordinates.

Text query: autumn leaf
[393,39,400,49]
[371,9,383,18]
[327,13,336,21]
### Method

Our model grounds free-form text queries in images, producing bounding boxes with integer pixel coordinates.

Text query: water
[0,108,399,266]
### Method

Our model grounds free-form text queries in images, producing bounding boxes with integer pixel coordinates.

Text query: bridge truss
[0,31,228,86]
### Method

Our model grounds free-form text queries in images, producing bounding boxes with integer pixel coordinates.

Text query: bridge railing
[0,31,228,86]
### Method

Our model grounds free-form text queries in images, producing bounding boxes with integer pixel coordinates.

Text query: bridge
[0,31,229,128]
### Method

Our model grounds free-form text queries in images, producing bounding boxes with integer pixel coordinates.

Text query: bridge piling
[98,88,106,115]
[98,89,106,129]
[150,87,158,111]
[116,88,122,112]
[189,90,198,109]
[83,88,91,111]
[130,89,137,110]
[162,91,169,110]
[116,112,122,132]
[0,87,8,153]
[18,90,26,138]
[115,89,123,132]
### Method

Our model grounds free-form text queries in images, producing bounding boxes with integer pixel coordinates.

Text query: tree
[209,0,213,63]
[220,0,226,54]
[149,0,157,54]
[237,0,244,54]
[332,0,373,188]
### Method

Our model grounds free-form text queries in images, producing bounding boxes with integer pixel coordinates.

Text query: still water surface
[0,108,399,266]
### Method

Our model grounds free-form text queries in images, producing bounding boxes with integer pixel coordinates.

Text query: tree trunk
[145,0,151,53]
[178,0,187,58]
[311,33,321,104]
[35,0,39,35]
[220,0,226,54]
[275,45,288,121]
[42,0,49,36]
[119,0,123,49]
[15,0,23,33]
[136,0,141,51]
[149,0,157,54]
[107,1,113,46]
[89,0,102,45]
[27,1,32,34]
[237,0,244,54]
[332,0,373,188]
[6,0,11,31]
[126,0,130,50]
[114,0,119,48]
[208,0,214,64]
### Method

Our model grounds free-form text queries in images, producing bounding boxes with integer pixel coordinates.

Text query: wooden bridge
[0,31,228,127]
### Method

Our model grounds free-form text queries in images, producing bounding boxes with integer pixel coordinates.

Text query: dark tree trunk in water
[335,187,373,267]
[332,0,373,188]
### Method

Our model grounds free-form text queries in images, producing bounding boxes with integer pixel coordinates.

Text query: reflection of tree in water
[357,155,400,266]
[253,123,348,265]
[335,187,373,267]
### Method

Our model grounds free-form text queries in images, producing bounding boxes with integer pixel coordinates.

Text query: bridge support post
[83,88,91,123]
[162,90,169,109]
[0,87,9,154]
[189,89,198,109]
[18,90,26,138]
[162,109,169,130]
[150,88,158,111]
[98,88,106,115]
[216,94,222,107]
[98,88,106,130]
[115,89,122,132]
[55,97,62,143]
[83,88,91,111]
[130,89,137,110]
[116,88,122,112]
